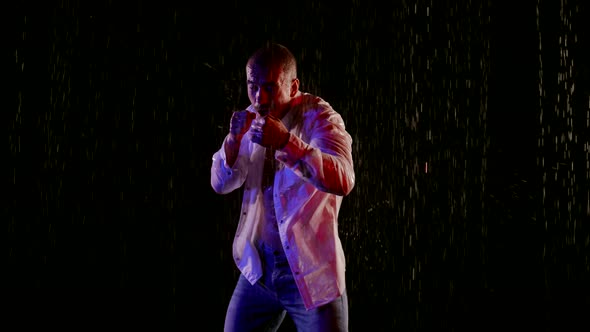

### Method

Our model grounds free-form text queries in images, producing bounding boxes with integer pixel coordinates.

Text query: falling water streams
[6,1,590,330]
[537,0,589,288]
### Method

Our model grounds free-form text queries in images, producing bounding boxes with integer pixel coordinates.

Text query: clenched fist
[229,110,256,141]
[249,114,290,150]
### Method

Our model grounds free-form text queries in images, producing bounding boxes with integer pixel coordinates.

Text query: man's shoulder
[297,92,334,113]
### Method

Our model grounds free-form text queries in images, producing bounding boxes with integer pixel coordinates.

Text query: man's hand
[249,115,290,150]
[225,110,256,167]
[229,110,256,142]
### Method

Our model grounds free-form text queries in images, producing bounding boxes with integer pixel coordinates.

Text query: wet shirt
[211,92,355,310]
[258,146,283,252]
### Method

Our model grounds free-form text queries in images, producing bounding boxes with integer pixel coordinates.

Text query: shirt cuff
[276,133,307,168]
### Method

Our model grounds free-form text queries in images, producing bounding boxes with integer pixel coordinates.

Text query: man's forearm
[224,134,241,168]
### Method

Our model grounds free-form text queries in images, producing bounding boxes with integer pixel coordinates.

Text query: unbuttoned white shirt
[211,92,355,310]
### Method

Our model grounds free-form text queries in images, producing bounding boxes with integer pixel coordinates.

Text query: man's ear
[290,78,300,97]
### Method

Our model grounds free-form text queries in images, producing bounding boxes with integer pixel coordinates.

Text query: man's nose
[255,89,268,105]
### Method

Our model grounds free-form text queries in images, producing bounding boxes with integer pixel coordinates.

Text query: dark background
[4,0,590,331]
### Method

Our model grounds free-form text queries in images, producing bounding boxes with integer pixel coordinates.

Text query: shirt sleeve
[211,134,249,194]
[276,107,355,196]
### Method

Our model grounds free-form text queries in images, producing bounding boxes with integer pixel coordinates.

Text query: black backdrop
[4,0,590,331]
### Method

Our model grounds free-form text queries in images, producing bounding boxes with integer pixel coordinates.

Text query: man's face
[246,64,293,118]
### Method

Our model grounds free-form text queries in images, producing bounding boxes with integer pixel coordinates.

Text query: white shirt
[211,92,355,309]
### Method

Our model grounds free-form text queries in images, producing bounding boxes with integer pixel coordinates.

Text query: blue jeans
[224,245,348,332]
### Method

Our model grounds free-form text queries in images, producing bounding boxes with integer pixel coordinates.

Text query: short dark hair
[247,42,297,80]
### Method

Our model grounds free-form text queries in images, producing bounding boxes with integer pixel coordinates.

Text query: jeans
[224,245,348,332]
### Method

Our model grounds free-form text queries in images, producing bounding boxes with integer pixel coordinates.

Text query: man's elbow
[211,177,225,194]
[325,174,354,196]
[341,174,355,196]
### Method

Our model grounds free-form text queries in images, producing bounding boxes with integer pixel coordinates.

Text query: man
[211,42,355,331]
